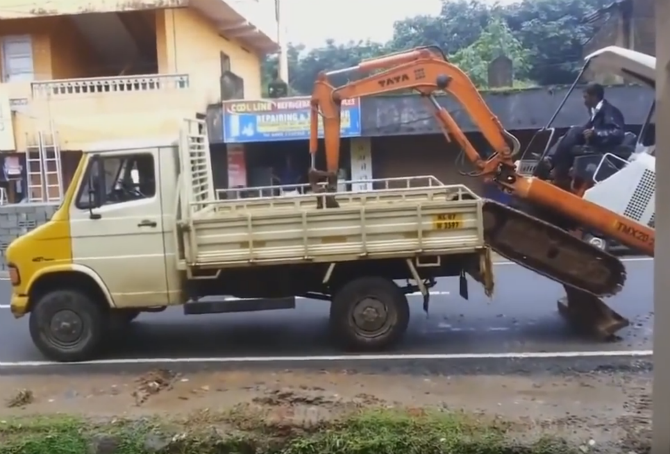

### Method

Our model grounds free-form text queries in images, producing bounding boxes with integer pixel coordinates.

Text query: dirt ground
[0,369,652,450]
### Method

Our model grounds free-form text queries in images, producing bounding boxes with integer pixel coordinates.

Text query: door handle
[137,220,157,228]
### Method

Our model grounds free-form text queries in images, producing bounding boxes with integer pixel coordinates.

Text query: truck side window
[76,153,156,209]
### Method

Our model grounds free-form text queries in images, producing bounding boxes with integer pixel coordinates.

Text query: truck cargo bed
[180,177,485,269]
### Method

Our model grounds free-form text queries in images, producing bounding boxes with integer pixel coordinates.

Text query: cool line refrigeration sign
[222,96,362,143]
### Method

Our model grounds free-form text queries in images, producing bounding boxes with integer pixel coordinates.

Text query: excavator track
[482,200,627,298]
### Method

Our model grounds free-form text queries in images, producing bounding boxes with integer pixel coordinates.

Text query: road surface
[0,258,653,367]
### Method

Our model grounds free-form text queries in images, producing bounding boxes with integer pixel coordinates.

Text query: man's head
[583,82,605,109]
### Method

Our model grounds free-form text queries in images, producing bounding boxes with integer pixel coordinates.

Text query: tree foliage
[450,16,531,87]
[262,0,613,95]
[501,0,612,84]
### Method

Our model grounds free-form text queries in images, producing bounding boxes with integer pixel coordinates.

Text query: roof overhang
[191,0,280,54]
[585,46,656,88]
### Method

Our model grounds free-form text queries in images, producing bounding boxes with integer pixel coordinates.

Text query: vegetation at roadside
[0,407,583,454]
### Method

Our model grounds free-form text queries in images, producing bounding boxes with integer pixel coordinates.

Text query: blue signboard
[222,96,361,143]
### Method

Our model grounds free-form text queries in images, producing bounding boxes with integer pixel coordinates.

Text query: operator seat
[571,131,638,182]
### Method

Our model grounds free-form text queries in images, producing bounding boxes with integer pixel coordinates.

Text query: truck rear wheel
[330,277,409,351]
[29,289,105,362]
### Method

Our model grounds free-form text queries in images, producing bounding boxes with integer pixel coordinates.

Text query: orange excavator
[307,45,655,338]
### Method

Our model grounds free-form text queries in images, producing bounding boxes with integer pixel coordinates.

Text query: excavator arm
[309,47,520,176]
[309,47,653,260]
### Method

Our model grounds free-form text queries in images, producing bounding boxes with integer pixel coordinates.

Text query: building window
[1,36,34,82]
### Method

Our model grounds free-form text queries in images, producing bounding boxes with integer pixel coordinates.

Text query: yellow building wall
[0,0,187,20]
[0,17,53,80]
[12,87,197,152]
[155,7,263,102]
[0,16,95,80]
[49,18,97,79]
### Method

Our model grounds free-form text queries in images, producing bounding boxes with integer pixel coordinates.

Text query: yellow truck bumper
[10,294,29,318]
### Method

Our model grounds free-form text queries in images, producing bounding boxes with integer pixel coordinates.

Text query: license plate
[433,213,463,230]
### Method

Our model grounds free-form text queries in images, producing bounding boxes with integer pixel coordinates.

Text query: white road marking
[0,349,653,368]
[431,324,510,333]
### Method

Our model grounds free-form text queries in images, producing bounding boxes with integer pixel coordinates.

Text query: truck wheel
[330,277,410,351]
[28,289,105,362]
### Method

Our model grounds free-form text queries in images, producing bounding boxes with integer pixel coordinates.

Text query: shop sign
[222,96,361,143]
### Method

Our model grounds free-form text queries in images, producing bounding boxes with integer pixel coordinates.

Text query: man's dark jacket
[583,99,626,147]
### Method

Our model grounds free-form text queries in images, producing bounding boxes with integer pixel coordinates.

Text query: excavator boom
[308,47,656,333]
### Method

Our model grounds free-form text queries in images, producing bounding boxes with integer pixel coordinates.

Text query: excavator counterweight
[307,45,654,339]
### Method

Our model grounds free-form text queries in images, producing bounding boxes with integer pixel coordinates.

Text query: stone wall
[0,203,59,270]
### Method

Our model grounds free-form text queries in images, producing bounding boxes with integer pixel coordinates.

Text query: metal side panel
[185,199,485,267]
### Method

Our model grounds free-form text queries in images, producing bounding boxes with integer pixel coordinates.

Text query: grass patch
[0,409,579,454]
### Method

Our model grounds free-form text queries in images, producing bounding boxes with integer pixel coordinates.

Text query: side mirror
[88,155,103,220]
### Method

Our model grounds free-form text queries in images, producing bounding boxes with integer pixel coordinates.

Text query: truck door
[69,147,169,308]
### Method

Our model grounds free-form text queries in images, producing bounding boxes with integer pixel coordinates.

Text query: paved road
[0,258,653,365]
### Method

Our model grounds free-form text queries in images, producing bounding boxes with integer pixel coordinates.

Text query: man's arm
[591,104,625,147]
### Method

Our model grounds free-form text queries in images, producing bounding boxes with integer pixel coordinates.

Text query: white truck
[6,120,493,362]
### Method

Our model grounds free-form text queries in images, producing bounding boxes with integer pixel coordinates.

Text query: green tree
[283,39,389,95]
[450,16,531,87]
[501,0,613,84]
[388,0,493,54]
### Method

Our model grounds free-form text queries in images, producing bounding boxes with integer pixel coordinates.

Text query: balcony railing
[31,74,190,98]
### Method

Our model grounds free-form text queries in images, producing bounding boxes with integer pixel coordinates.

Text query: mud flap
[557,285,629,339]
[464,248,495,297]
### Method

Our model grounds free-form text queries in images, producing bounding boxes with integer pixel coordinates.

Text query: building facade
[214,85,653,200]
[0,0,280,203]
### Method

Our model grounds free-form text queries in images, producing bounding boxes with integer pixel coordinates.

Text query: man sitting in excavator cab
[541,83,632,188]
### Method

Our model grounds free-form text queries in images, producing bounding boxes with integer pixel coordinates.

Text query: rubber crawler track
[482,200,627,298]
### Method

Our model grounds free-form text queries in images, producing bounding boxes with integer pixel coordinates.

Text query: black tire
[330,277,409,351]
[28,289,106,362]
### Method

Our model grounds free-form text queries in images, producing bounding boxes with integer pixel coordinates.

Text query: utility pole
[275,0,289,84]
[653,0,670,451]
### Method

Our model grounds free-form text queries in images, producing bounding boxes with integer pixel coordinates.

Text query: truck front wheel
[29,289,105,362]
[330,277,410,351]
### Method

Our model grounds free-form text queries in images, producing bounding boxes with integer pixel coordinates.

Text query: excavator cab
[516,46,656,197]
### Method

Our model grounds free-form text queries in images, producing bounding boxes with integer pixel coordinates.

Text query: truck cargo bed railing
[200,175,478,215]
[215,175,447,200]
[179,118,215,215]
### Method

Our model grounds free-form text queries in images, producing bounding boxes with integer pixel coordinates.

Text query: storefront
[219,96,362,197]
[369,130,538,195]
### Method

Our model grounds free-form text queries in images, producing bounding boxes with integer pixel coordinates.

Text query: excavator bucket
[557,285,629,339]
